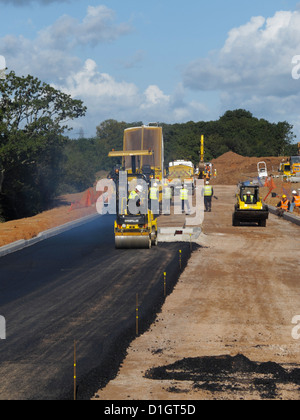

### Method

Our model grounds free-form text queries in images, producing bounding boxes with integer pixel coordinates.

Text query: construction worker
[149,182,159,217]
[129,185,141,200]
[162,181,172,215]
[290,190,300,213]
[180,184,190,214]
[243,191,254,204]
[205,170,210,182]
[203,181,214,212]
[128,184,143,214]
[276,194,290,217]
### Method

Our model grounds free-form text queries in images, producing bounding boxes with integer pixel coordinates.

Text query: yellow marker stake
[164,272,167,297]
[179,250,182,270]
[74,340,77,401]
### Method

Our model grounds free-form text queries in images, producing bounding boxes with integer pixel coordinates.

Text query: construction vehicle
[197,135,213,180]
[279,161,292,178]
[232,183,269,227]
[257,161,268,179]
[279,159,300,178]
[168,160,195,195]
[108,124,163,249]
[108,124,164,186]
[198,135,205,179]
[290,144,300,181]
[290,155,300,176]
[113,173,158,249]
[279,144,300,178]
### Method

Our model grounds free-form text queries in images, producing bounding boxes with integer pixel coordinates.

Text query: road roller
[114,173,158,249]
[114,210,158,249]
[232,183,269,227]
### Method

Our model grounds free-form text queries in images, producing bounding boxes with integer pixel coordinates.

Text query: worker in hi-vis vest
[290,190,300,213]
[276,194,290,217]
[180,184,191,214]
[203,181,214,212]
[148,182,159,217]
[128,184,143,215]
[162,181,172,215]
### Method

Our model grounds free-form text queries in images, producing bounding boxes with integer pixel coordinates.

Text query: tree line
[0,72,298,221]
[62,111,296,194]
[0,71,86,221]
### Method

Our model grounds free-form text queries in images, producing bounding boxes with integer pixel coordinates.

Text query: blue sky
[1,0,300,141]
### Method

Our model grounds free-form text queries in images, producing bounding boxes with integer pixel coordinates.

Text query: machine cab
[240,186,259,205]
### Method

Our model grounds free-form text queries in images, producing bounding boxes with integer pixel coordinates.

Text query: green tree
[0,71,86,220]
[95,119,143,170]
[60,137,102,193]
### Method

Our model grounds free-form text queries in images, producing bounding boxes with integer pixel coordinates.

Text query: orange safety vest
[294,195,300,207]
[280,200,289,211]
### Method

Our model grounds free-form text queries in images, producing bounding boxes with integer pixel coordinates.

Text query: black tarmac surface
[0,215,192,400]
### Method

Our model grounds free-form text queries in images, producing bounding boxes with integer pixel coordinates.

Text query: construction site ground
[95,184,300,401]
[1,151,300,400]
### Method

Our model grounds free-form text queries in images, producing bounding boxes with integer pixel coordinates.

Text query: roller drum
[115,235,151,249]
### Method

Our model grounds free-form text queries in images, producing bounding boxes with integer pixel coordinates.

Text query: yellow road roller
[114,210,158,249]
[114,173,158,249]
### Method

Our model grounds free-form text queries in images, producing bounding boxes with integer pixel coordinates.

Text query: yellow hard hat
[282,194,287,198]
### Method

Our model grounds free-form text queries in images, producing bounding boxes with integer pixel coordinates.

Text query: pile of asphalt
[145,354,300,399]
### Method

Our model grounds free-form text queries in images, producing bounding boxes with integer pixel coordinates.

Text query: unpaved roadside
[0,192,98,247]
[94,185,300,401]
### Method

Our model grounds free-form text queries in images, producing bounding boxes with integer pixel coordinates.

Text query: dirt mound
[211,151,286,185]
[211,152,300,212]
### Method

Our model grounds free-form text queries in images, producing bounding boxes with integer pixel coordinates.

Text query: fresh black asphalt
[0,215,192,400]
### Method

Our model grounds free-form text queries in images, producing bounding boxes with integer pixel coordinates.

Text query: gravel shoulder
[93,185,300,401]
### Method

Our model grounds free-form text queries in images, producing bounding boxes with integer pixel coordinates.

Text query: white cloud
[142,85,170,107]
[183,10,300,137]
[184,11,300,94]
[55,59,139,102]
[52,59,208,136]
[0,4,209,134]
[0,5,132,80]
[76,5,131,46]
